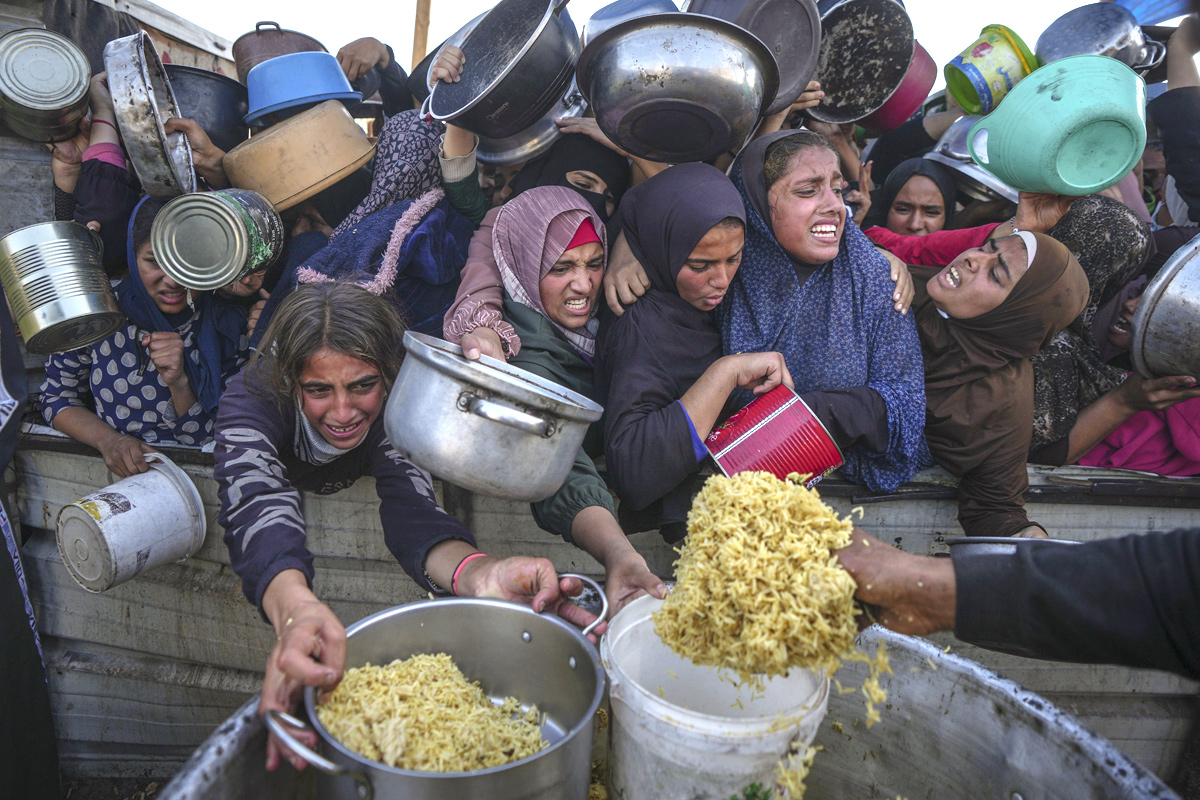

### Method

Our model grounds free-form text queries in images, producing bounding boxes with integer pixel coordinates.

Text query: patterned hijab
[332,110,444,239]
[491,186,607,359]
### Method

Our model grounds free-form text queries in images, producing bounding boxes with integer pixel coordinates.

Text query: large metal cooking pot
[1131,230,1200,379]
[859,39,936,135]
[264,593,606,800]
[231,21,327,84]
[576,12,779,163]
[582,0,678,49]
[0,221,123,354]
[923,114,1019,204]
[428,0,579,140]
[104,32,195,199]
[0,28,90,143]
[944,536,1082,557]
[1036,2,1167,74]
[385,331,603,501]
[163,65,249,154]
[687,0,822,115]
[410,9,495,104]
[806,0,913,124]
[477,78,587,166]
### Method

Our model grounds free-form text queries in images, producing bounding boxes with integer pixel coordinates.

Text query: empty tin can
[0,221,123,354]
[151,189,284,290]
[0,28,91,143]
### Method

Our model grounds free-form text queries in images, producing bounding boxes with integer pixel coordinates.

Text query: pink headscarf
[491,185,607,358]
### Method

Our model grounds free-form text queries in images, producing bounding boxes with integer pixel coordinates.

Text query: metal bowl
[583,0,679,49]
[944,536,1083,557]
[0,28,90,143]
[1131,230,1200,379]
[0,221,123,355]
[163,65,249,154]
[687,0,822,115]
[1036,2,1166,75]
[477,78,588,166]
[924,115,1019,204]
[104,31,195,199]
[576,12,779,163]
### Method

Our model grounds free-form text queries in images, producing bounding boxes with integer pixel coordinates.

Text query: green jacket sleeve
[531,436,617,543]
[442,169,490,227]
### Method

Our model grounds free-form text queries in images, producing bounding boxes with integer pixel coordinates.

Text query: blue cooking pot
[244,51,361,125]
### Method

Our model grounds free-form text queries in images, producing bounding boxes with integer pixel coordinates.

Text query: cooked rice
[316,653,546,772]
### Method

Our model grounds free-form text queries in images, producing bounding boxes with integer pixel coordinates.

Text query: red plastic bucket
[705,385,843,487]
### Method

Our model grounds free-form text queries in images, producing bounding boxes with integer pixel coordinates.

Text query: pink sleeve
[82,142,126,170]
[1167,397,1200,463]
[864,223,1002,267]
[442,207,520,355]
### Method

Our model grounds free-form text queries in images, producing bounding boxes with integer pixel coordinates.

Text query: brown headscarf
[912,232,1089,537]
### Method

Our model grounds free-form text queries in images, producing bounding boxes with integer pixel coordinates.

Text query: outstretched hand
[836,528,956,636]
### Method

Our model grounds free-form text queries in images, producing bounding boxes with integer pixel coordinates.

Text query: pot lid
[0,29,89,111]
[402,331,603,423]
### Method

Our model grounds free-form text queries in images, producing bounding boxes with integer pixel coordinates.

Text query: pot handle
[554,0,571,12]
[1138,39,1167,72]
[263,709,374,800]
[559,573,608,637]
[464,395,554,437]
[256,21,282,32]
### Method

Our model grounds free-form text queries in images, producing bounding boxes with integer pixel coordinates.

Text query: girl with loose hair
[215,281,596,773]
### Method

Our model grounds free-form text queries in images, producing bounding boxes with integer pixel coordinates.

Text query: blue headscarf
[117,196,246,416]
[719,133,928,492]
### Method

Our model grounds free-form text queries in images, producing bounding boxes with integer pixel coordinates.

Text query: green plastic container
[967,55,1146,196]
[944,24,1037,115]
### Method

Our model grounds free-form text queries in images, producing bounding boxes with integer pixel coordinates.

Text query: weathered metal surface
[0,132,54,229]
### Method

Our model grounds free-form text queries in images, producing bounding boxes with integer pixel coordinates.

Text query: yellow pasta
[316,653,546,772]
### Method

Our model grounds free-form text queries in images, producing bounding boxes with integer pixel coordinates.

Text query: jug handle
[463,395,555,438]
[256,21,282,32]
[559,573,609,636]
[263,709,374,800]
[1139,39,1167,72]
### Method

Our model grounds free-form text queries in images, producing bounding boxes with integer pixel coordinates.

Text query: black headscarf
[863,157,958,231]
[508,134,631,224]
[593,162,746,539]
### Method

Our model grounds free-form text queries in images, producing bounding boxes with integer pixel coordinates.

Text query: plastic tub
[945,24,1037,114]
[600,595,829,800]
[243,52,360,126]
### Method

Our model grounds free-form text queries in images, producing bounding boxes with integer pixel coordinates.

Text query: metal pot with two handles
[1036,2,1166,74]
[385,331,602,501]
[427,0,580,139]
[265,589,607,800]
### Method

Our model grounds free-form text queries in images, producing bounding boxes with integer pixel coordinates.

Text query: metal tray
[104,31,195,198]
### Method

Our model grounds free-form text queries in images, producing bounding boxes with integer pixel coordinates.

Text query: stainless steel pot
[428,0,580,140]
[924,115,1019,204]
[1036,2,1167,74]
[582,0,679,48]
[0,221,123,354]
[385,331,603,501]
[104,32,195,199]
[944,536,1083,557]
[806,0,913,124]
[265,590,606,800]
[476,79,587,166]
[0,28,90,143]
[1131,230,1200,379]
[576,12,779,163]
[687,0,822,115]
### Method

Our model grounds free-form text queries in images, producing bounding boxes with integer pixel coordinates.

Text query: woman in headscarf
[594,163,792,542]
[862,157,958,236]
[724,130,927,493]
[911,232,1089,537]
[40,197,249,475]
[481,185,666,614]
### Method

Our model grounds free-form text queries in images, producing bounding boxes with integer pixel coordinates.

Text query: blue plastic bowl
[244,52,360,125]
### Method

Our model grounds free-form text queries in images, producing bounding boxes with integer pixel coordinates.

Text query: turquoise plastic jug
[967,55,1146,196]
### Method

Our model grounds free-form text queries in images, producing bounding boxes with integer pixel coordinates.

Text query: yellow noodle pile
[316,653,546,772]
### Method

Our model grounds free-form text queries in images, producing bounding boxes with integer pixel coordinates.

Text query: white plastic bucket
[55,452,206,592]
[600,595,830,800]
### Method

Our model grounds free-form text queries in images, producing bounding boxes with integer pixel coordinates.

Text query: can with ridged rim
[150,189,284,290]
[0,28,91,142]
[0,221,123,354]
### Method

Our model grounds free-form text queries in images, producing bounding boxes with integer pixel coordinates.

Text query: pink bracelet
[452,552,488,596]
[91,118,119,135]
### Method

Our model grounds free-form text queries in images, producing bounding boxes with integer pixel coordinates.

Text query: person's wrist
[454,553,494,596]
[263,570,314,632]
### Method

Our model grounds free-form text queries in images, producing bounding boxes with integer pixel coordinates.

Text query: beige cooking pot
[222,100,375,211]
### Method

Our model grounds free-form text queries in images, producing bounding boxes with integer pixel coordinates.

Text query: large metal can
[0,28,90,142]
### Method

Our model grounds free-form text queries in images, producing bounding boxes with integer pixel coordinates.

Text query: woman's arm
[679,352,793,438]
[442,208,519,359]
[1065,375,1200,464]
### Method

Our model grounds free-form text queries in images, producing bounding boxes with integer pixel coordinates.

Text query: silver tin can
[0,28,91,143]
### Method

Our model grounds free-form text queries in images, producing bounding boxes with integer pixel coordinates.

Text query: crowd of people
[4,8,1200,789]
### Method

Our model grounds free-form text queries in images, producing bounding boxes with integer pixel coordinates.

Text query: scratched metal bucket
[151,189,284,290]
[0,221,123,354]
